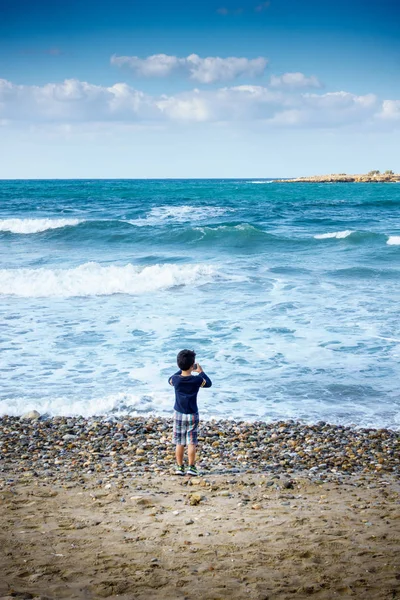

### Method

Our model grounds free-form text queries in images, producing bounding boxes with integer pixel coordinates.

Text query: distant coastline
[278,171,400,183]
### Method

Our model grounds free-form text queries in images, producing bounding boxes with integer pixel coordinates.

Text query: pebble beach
[1,414,399,599]
[1,415,399,479]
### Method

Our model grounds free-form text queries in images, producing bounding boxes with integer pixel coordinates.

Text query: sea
[1,179,400,429]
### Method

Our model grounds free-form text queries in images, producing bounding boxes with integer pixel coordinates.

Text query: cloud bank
[270,72,322,89]
[111,53,268,83]
[0,77,398,129]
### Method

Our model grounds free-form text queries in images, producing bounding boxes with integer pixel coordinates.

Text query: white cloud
[157,90,213,122]
[378,99,400,120]
[0,78,157,122]
[0,77,397,130]
[111,53,268,83]
[266,91,378,127]
[110,54,180,77]
[270,72,322,89]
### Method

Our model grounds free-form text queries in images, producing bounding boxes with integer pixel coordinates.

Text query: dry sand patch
[0,473,399,599]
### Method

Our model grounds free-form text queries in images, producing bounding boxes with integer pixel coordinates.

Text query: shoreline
[1,415,399,599]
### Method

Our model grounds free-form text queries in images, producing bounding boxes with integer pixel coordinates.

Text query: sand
[1,471,399,600]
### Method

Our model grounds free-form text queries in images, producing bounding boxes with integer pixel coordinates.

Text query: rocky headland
[277,172,400,183]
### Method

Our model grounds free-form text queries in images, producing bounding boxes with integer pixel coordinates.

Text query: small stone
[185,519,194,525]
[282,479,294,489]
[189,493,202,506]
[130,496,152,506]
[21,410,40,420]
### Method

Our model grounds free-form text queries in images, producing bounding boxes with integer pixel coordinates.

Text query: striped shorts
[173,411,199,446]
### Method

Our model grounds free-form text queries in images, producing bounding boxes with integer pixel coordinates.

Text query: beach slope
[0,416,399,599]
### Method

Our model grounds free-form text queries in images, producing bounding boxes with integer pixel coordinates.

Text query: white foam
[387,236,400,245]
[314,230,354,240]
[194,223,260,234]
[127,205,234,226]
[0,218,82,234]
[0,392,151,418]
[0,262,217,298]
[247,180,273,184]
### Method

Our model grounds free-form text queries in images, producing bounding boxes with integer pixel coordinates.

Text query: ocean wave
[247,180,273,184]
[143,223,311,248]
[127,205,234,226]
[0,262,217,298]
[387,236,400,245]
[315,230,398,246]
[314,230,354,239]
[327,266,399,280]
[0,218,82,234]
[189,223,279,246]
[0,391,170,418]
[195,223,262,235]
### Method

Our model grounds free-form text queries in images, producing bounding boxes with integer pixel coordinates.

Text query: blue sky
[0,0,399,178]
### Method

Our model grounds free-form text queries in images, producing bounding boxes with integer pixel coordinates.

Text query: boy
[168,349,212,476]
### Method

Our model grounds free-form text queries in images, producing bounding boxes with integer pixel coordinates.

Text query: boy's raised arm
[199,371,212,388]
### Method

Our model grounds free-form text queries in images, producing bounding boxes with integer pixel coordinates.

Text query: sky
[0,0,399,178]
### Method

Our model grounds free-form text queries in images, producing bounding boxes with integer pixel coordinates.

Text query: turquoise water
[1,179,400,428]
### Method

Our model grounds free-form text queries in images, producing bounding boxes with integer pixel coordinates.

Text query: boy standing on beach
[168,349,212,476]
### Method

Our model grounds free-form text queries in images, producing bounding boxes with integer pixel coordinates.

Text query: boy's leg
[176,444,184,466]
[188,443,196,467]
[173,411,185,468]
[187,413,199,468]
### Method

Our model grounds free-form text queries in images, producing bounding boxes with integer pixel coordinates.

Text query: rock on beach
[21,410,41,421]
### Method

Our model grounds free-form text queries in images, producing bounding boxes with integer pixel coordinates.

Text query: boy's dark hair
[177,349,196,371]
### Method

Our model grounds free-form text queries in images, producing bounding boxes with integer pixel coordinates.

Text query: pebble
[189,493,203,505]
[0,415,398,482]
[130,496,152,507]
[21,410,40,421]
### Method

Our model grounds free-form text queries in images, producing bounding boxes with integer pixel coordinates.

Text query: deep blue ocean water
[1,179,400,428]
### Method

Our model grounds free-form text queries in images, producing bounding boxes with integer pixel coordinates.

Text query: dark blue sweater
[168,370,212,414]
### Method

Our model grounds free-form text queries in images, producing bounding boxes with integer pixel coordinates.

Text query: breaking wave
[314,230,354,239]
[127,205,234,226]
[0,262,218,298]
[247,180,274,184]
[0,218,82,234]
[387,236,400,246]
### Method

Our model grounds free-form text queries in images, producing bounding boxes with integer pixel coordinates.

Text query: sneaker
[175,464,185,476]
[186,465,199,477]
